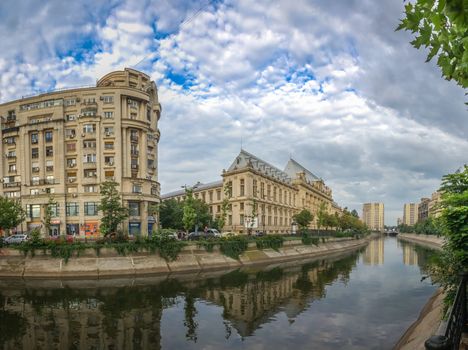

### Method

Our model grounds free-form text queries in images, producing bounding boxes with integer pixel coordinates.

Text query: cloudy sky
[0,0,466,224]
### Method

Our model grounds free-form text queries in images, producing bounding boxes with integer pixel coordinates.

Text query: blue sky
[0,0,466,224]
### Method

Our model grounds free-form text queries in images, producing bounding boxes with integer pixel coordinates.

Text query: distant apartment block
[162,149,342,234]
[418,197,430,222]
[362,203,384,232]
[0,68,161,237]
[428,191,442,218]
[403,203,418,226]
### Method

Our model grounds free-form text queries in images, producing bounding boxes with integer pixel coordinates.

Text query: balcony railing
[425,272,467,350]
[30,179,59,186]
[3,182,20,188]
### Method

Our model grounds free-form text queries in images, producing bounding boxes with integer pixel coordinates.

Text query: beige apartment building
[162,149,341,234]
[418,197,430,222]
[362,203,384,232]
[403,203,418,226]
[0,68,161,237]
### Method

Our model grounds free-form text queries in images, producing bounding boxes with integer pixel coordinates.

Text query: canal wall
[394,233,444,350]
[0,236,372,279]
[397,233,444,251]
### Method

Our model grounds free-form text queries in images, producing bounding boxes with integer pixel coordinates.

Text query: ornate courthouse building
[162,149,341,234]
[0,68,161,237]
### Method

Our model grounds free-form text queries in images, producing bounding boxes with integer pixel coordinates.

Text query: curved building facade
[0,68,161,237]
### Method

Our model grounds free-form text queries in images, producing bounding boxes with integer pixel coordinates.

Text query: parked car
[220,231,238,237]
[187,229,221,241]
[4,234,29,245]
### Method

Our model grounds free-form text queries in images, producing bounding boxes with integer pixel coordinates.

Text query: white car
[4,234,29,244]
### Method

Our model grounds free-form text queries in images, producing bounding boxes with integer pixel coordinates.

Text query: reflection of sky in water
[160,237,437,350]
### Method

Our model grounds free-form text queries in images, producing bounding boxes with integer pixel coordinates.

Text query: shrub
[255,235,284,251]
[219,236,248,259]
[301,233,319,246]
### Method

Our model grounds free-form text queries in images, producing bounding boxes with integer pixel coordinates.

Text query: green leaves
[98,181,128,236]
[0,196,26,233]
[397,0,468,88]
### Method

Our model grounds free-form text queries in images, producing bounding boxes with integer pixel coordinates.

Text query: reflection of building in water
[1,290,162,350]
[363,238,384,265]
[402,244,419,266]
[203,263,333,337]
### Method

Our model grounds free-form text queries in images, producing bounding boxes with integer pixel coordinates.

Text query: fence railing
[425,272,467,350]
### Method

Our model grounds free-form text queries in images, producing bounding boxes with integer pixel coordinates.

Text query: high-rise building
[428,191,442,218]
[403,203,418,226]
[361,203,384,232]
[0,68,161,237]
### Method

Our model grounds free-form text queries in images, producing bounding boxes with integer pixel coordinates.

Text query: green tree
[42,196,56,236]
[396,0,468,88]
[98,181,128,236]
[0,196,26,235]
[316,203,328,233]
[293,209,314,233]
[182,188,197,232]
[351,209,359,218]
[430,165,468,308]
[193,198,212,229]
[217,183,231,232]
[160,199,184,229]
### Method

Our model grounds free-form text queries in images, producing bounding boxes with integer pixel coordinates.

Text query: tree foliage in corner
[396,0,468,88]
[0,196,26,234]
[98,181,128,236]
[430,165,468,308]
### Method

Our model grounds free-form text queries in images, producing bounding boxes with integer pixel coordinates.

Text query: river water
[0,237,439,350]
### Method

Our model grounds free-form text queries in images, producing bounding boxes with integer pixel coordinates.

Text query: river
[0,236,439,350]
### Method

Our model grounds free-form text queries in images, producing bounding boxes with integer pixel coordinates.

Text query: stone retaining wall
[397,233,444,251]
[0,236,371,279]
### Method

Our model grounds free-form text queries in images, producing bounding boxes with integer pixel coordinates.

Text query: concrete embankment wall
[0,236,372,279]
[397,233,444,251]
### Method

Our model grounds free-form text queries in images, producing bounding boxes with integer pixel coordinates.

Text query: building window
[209,191,213,202]
[31,176,40,185]
[83,154,96,163]
[5,191,20,198]
[84,185,98,193]
[128,202,140,216]
[30,189,39,195]
[84,202,98,216]
[105,156,115,165]
[83,124,96,133]
[7,110,16,121]
[26,204,41,218]
[83,140,96,149]
[104,126,114,134]
[132,184,142,193]
[128,99,138,109]
[217,190,221,200]
[31,133,39,144]
[147,108,151,121]
[5,137,15,144]
[240,202,244,211]
[104,142,114,150]
[46,175,55,184]
[105,171,114,180]
[66,143,76,152]
[273,187,277,201]
[240,214,244,225]
[8,164,16,173]
[66,202,79,216]
[66,114,76,121]
[46,146,53,157]
[66,129,76,138]
[31,148,39,159]
[131,158,139,170]
[67,158,77,167]
[227,181,233,198]
[253,180,257,197]
[104,111,114,119]
[102,96,114,103]
[267,185,271,200]
[84,169,97,178]
[46,160,54,172]
[45,131,53,143]
[240,179,245,196]
[64,98,76,106]
[228,215,232,225]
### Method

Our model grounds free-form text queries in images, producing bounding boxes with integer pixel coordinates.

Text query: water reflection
[0,238,439,350]
[363,237,385,265]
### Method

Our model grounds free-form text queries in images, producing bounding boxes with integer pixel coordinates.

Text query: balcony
[67,163,77,168]
[83,162,97,169]
[31,139,39,144]
[6,154,16,159]
[46,166,54,172]
[30,179,59,186]
[2,126,19,134]
[32,167,40,173]
[3,182,20,188]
